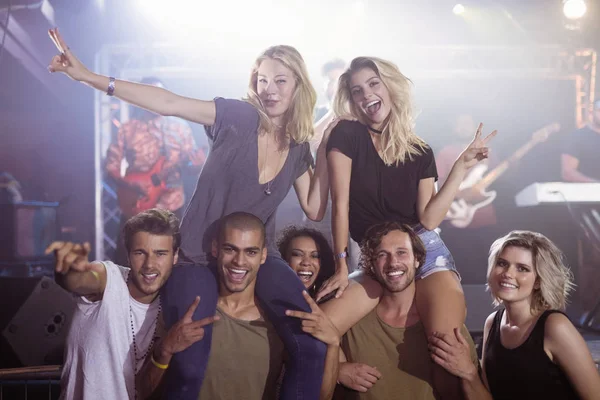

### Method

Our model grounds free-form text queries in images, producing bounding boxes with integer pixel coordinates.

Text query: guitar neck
[475,138,540,190]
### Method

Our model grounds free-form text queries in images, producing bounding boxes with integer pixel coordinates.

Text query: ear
[534,278,541,290]
[173,250,179,265]
[211,239,218,258]
[260,247,267,265]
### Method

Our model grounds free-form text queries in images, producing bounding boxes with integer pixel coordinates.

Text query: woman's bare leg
[416,270,466,399]
[321,271,382,335]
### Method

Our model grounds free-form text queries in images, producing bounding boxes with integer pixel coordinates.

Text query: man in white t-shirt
[48,208,217,400]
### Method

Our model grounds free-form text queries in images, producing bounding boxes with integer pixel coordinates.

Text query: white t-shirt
[60,261,162,400]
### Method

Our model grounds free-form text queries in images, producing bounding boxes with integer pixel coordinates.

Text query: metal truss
[93,43,597,259]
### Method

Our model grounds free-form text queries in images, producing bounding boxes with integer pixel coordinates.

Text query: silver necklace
[262,131,285,196]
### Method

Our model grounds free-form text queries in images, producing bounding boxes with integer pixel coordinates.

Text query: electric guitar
[117,156,178,217]
[447,123,561,228]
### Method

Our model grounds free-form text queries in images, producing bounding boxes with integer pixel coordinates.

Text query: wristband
[151,354,169,370]
[334,249,348,261]
[107,77,115,96]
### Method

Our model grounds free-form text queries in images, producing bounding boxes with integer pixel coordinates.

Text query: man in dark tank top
[336,222,478,399]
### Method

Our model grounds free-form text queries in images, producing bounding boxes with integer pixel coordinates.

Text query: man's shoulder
[101,260,129,276]
[99,261,130,295]
[572,125,600,138]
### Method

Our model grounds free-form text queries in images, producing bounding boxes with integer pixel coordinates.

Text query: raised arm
[314,147,352,301]
[48,28,216,125]
[418,123,497,230]
[294,118,345,222]
[45,241,107,298]
[310,109,335,153]
[293,152,329,222]
[545,313,600,400]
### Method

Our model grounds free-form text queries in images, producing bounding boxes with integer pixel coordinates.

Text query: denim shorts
[414,226,461,281]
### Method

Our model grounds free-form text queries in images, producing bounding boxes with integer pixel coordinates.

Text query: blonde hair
[245,45,316,144]
[333,56,426,165]
[486,230,575,313]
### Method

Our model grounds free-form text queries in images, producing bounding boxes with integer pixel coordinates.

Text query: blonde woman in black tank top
[429,230,600,400]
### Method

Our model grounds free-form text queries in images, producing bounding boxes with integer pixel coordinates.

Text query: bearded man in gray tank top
[336,222,478,400]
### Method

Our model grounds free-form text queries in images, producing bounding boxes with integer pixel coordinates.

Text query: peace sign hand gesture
[458,123,498,169]
[286,291,341,346]
[160,296,220,357]
[47,28,91,82]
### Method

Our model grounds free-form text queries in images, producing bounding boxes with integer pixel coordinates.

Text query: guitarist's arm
[561,154,599,183]
[106,124,131,188]
[163,120,206,176]
[106,123,149,197]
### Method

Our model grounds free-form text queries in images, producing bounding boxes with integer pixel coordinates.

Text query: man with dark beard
[336,222,478,399]
[48,209,216,400]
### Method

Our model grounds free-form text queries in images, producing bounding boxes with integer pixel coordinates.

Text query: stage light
[352,0,366,16]
[453,4,465,15]
[563,0,587,20]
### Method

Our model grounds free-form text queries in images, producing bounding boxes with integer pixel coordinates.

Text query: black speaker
[0,277,75,368]
[0,202,59,262]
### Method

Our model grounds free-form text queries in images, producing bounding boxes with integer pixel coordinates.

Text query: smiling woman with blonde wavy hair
[429,230,600,400]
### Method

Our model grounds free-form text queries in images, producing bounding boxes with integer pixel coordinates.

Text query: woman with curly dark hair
[278,226,336,298]
[278,226,339,399]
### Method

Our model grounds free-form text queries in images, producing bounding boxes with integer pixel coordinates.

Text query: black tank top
[484,309,579,400]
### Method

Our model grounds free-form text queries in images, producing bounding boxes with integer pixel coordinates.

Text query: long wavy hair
[486,230,575,313]
[277,226,335,298]
[333,56,427,165]
[245,45,317,144]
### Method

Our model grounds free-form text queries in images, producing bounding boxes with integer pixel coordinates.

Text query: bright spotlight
[563,0,587,20]
[453,4,465,15]
[352,1,366,16]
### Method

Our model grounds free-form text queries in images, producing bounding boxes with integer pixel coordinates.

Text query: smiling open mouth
[385,269,405,281]
[499,282,518,289]
[141,272,159,284]
[365,100,381,115]
[296,270,314,283]
[226,267,249,283]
